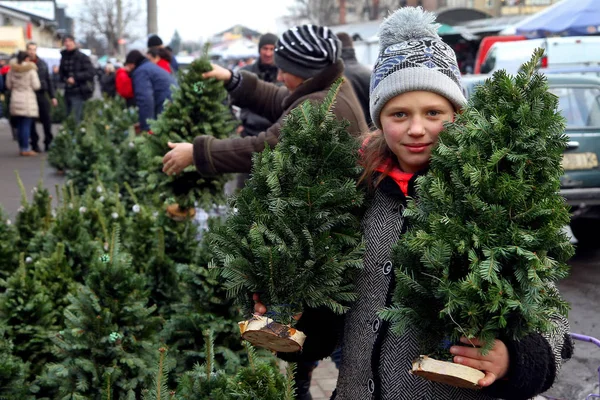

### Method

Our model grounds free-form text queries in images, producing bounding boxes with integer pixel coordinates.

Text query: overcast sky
[57,0,297,43]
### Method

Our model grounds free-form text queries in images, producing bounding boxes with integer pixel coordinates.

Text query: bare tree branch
[80,0,141,56]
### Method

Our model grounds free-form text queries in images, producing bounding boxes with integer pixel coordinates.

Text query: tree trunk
[372,0,380,20]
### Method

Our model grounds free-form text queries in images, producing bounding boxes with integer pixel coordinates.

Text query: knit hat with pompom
[369,7,466,129]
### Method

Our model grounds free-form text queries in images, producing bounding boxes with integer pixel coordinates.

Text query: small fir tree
[32,243,76,320]
[140,56,237,212]
[144,228,181,316]
[379,50,574,357]
[209,82,364,327]
[163,229,243,375]
[14,174,53,254]
[28,184,100,280]
[67,120,117,195]
[0,326,33,400]
[227,342,296,400]
[48,117,77,173]
[0,254,59,378]
[142,347,176,400]
[0,207,18,278]
[174,330,232,399]
[42,228,161,398]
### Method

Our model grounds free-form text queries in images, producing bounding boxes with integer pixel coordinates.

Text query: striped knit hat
[370,7,466,130]
[274,25,341,79]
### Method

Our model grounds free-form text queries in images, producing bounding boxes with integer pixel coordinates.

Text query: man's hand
[162,142,194,176]
[202,63,232,82]
[66,77,75,85]
[450,337,510,387]
[51,98,58,107]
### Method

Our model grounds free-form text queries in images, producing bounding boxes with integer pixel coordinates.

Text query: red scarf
[375,159,414,197]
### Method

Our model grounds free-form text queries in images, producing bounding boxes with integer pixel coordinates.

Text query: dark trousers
[30,92,53,151]
[65,94,84,125]
[294,361,318,400]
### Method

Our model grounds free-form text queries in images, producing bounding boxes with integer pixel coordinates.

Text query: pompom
[378,6,440,50]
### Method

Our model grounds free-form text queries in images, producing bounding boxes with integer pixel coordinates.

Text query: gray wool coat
[332,176,573,400]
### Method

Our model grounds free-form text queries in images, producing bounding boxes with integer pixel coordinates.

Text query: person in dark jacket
[100,62,116,98]
[162,25,367,177]
[125,49,176,131]
[148,35,179,73]
[59,35,95,124]
[238,33,279,138]
[26,42,57,152]
[336,32,373,128]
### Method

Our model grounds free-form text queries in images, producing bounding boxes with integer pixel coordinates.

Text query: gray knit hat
[274,25,341,80]
[370,7,466,130]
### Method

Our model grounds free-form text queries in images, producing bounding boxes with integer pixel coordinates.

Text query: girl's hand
[251,293,302,320]
[449,337,509,387]
[252,293,267,315]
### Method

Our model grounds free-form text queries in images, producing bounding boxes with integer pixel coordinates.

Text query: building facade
[332,0,561,26]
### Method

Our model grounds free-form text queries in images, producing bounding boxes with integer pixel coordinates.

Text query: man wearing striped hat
[162,24,367,178]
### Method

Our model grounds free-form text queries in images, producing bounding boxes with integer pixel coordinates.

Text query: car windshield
[550,86,600,128]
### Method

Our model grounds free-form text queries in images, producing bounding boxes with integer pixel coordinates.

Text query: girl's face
[146,54,158,64]
[380,91,454,173]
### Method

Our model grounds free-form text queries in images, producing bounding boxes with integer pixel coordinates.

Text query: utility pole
[340,0,346,24]
[147,0,158,36]
[117,0,123,58]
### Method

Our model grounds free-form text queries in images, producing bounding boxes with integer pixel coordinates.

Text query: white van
[480,36,600,75]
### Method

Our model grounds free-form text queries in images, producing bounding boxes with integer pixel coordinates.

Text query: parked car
[480,36,600,75]
[462,73,600,245]
[473,35,527,74]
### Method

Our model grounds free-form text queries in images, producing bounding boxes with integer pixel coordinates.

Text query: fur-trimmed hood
[8,60,37,73]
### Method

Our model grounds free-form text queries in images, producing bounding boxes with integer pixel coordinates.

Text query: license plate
[562,152,599,170]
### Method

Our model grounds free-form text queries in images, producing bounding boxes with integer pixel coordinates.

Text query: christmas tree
[67,119,117,195]
[27,184,100,280]
[14,174,53,254]
[41,228,161,398]
[47,116,76,174]
[209,82,364,351]
[162,221,243,376]
[174,330,233,399]
[379,50,573,366]
[140,56,237,216]
[0,326,33,400]
[227,342,296,400]
[0,207,18,278]
[0,254,59,378]
[32,243,76,319]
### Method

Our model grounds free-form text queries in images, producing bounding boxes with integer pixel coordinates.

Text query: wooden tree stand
[238,315,307,353]
[166,203,196,221]
[412,356,485,389]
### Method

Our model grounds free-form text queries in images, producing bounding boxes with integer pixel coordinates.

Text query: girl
[259,7,572,400]
[146,47,172,74]
[6,51,41,156]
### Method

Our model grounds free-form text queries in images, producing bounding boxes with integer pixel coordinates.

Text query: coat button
[367,378,375,394]
[382,260,392,275]
[372,318,380,333]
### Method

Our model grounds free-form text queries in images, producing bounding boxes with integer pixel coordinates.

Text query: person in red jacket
[146,48,172,74]
[115,66,135,108]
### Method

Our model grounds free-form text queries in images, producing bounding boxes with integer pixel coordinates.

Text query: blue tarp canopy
[515,0,600,37]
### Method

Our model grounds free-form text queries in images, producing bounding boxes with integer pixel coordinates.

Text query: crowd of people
[0,7,573,400]
[0,33,181,153]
